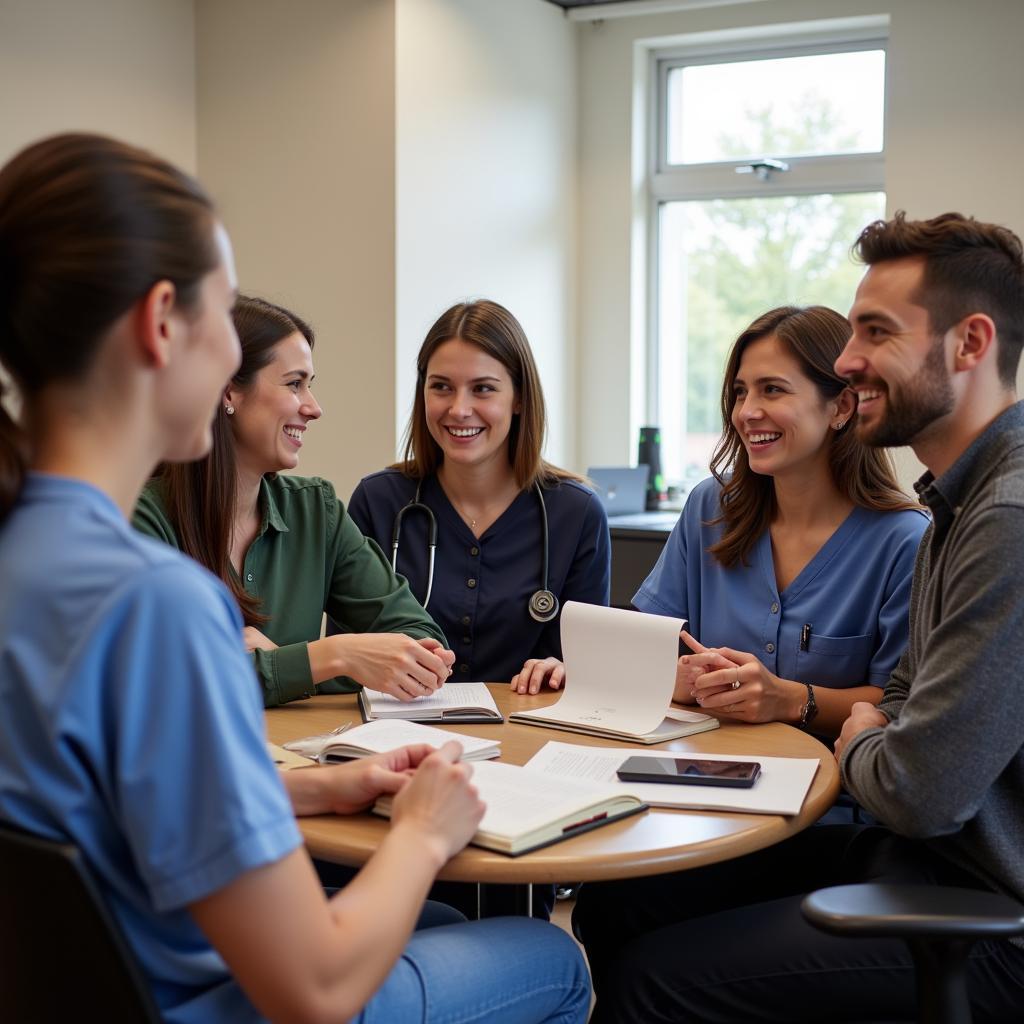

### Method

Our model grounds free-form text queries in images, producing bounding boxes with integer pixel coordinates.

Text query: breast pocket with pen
[795,633,875,688]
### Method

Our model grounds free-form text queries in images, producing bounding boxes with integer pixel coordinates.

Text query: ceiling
[544,1,649,8]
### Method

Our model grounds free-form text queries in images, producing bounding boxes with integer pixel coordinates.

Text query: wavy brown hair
[396,299,582,491]
[708,305,917,569]
[152,295,314,625]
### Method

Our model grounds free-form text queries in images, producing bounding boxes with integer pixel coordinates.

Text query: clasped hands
[304,740,484,860]
[677,629,801,724]
[244,627,455,702]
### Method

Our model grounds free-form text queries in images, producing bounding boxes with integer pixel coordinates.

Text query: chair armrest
[801,883,1024,940]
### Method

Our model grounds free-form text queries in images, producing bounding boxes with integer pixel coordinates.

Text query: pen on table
[800,623,812,652]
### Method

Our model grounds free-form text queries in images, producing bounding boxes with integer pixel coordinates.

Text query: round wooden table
[266,686,839,884]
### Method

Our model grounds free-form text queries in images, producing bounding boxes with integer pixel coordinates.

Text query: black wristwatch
[799,683,818,728]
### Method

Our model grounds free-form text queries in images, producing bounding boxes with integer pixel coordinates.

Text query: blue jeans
[354,917,591,1024]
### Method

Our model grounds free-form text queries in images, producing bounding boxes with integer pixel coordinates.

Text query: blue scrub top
[0,475,300,1024]
[346,469,611,682]
[634,476,928,688]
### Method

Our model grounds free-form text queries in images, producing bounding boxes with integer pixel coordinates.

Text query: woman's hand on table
[510,657,565,694]
[315,743,437,815]
[328,633,454,700]
[682,631,805,724]
[389,741,485,863]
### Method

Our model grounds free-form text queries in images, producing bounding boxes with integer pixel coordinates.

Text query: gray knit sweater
[841,401,1024,915]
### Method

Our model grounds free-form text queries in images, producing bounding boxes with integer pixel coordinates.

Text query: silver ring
[732,667,741,690]
[731,679,741,690]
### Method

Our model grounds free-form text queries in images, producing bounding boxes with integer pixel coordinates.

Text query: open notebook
[374,760,646,856]
[359,682,503,724]
[283,719,500,763]
[510,602,718,743]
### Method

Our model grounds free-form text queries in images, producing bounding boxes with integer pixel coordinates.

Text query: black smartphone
[616,755,761,788]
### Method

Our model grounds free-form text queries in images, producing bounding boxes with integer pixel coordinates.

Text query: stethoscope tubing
[390,477,556,622]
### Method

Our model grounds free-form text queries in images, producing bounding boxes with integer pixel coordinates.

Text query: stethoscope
[390,479,559,623]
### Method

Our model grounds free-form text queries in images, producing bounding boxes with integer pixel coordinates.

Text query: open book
[374,759,647,856]
[267,741,316,771]
[283,719,501,763]
[360,682,503,724]
[509,602,718,743]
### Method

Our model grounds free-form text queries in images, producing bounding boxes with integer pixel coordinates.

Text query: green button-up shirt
[133,474,446,707]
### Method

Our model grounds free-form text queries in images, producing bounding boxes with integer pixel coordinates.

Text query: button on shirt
[346,470,611,683]
[134,475,445,707]
[634,476,928,688]
[0,474,300,1023]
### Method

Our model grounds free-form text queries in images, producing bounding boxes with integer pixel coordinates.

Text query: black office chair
[0,822,161,1022]
[801,883,1024,1024]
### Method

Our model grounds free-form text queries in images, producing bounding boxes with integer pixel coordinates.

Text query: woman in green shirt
[134,295,452,707]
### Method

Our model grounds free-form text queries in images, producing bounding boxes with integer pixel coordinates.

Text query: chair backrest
[0,822,161,1022]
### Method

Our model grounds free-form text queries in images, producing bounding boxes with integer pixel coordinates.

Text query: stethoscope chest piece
[528,588,559,623]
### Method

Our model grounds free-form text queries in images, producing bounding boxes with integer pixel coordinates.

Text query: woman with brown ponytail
[0,132,588,1024]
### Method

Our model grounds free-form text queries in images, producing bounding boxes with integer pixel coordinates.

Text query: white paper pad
[524,741,820,816]
[512,602,685,736]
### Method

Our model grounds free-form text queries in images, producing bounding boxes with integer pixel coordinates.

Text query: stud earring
[833,420,845,430]
[225,405,235,416]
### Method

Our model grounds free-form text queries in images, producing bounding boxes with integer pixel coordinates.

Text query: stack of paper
[523,741,820,816]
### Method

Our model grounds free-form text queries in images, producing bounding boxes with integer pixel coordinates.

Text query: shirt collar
[24,472,124,521]
[914,401,1024,514]
[258,476,290,535]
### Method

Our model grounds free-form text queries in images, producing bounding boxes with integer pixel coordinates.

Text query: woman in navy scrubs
[348,300,611,689]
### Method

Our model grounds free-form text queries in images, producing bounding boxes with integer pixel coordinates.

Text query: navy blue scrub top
[634,475,928,689]
[343,469,611,683]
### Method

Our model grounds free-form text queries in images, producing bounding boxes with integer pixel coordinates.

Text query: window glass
[666,50,885,165]
[656,191,886,483]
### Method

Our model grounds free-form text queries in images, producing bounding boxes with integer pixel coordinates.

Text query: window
[649,35,887,485]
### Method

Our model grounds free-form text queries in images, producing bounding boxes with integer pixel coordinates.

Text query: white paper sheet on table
[510,602,692,738]
[524,741,820,816]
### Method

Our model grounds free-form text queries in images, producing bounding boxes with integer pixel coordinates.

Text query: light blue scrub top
[634,476,928,688]
[0,475,301,1024]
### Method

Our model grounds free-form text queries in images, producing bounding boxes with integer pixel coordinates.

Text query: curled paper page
[516,602,685,736]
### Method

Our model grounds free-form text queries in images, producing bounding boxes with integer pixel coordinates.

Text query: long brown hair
[153,295,314,624]
[0,133,218,521]
[396,299,581,491]
[708,305,917,568]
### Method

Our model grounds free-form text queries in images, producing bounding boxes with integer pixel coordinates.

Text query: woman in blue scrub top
[0,133,588,1024]
[348,300,611,688]
[637,305,927,737]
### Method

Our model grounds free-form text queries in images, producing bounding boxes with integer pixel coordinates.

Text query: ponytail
[0,132,217,523]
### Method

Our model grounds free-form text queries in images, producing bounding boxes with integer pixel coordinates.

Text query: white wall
[0,0,196,422]
[576,0,1024,488]
[0,0,195,169]
[395,0,578,470]
[196,0,397,498]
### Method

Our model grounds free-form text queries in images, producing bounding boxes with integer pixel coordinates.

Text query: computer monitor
[587,466,650,518]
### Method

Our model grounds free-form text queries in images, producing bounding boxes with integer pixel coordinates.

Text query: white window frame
[645,24,888,442]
